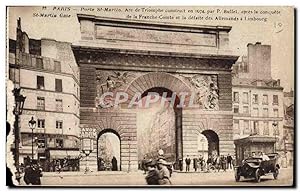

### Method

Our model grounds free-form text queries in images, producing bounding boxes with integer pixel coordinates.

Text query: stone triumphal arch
[72,14,238,171]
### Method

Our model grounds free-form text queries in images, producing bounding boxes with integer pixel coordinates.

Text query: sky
[7,6,294,91]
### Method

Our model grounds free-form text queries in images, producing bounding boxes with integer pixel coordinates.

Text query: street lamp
[12,88,26,182]
[28,116,36,160]
[82,138,93,173]
[272,121,278,153]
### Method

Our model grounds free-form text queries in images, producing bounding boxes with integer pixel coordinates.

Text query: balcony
[17,52,61,73]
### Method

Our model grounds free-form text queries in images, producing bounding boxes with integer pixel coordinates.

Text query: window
[253,121,259,135]
[233,120,239,133]
[253,94,258,104]
[56,99,63,112]
[243,106,249,114]
[273,95,279,105]
[273,122,279,136]
[36,58,43,69]
[263,121,269,135]
[37,76,44,89]
[233,105,239,114]
[263,108,269,117]
[37,119,45,128]
[37,97,45,110]
[243,92,249,104]
[55,79,63,92]
[55,139,64,148]
[37,139,46,148]
[274,127,279,136]
[253,108,259,116]
[54,61,61,72]
[263,94,268,105]
[243,120,250,134]
[56,121,63,129]
[233,92,239,103]
[273,109,279,117]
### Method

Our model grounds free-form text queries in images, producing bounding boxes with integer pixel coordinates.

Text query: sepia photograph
[5,5,295,187]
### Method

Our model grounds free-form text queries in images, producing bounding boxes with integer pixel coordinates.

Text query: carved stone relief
[181,74,219,110]
[95,70,136,108]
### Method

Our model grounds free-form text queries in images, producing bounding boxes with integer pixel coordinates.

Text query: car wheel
[255,169,261,182]
[273,168,279,180]
[235,169,240,182]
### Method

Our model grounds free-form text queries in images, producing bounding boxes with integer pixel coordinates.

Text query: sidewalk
[42,171,139,177]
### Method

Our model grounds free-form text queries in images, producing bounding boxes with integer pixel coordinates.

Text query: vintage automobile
[234,135,280,182]
[234,153,280,182]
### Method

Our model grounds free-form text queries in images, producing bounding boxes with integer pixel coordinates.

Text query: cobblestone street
[21,168,293,187]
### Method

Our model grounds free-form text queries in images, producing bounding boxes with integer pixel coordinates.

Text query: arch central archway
[125,72,192,106]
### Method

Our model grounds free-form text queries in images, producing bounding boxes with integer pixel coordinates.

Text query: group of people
[97,156,118,171]
[143,150,173,185]
[181,154,234,172]
[48,158,80,172]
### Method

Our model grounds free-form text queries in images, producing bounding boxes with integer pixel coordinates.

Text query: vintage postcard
[6,6,295,187]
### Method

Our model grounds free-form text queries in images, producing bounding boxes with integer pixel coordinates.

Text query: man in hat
[31,160,43,185]
[157,159,171,185]
[141,155,147,174]
[23,162,34,185]
[145,160,160,185]
[185,155,191,172]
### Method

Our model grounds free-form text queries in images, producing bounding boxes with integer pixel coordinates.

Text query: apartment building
[232,42,285,165]
[8,18,80,171]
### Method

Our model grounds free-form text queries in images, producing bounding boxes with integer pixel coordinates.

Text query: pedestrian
[198,155,202,171]
[220,155,227,172]
[31,161,43,185]
[145,160,160,185]
[157,149,172,178]
[141,156,147,174]
[23,163,34,185]
[185,155,191,172]
[193,156,198,172]
[227,154,233,169]
[111,156,118,171]
[206,155,212,172]
[214,155,220,172]
[157,159,172,185]
[178,158,183,172]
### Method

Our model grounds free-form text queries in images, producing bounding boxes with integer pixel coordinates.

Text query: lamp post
[82,138,93,173]
[28,116,36,160]
[12,88,26,180]
[272,121,278,153]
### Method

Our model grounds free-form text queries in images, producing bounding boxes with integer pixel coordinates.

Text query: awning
[49,150,80,159]
[19,145,38,155]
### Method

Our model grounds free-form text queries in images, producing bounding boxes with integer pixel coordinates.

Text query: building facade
[232,43,285,165]
[8,19,80,171]
[72,14,238,171]
[283,90,294,167]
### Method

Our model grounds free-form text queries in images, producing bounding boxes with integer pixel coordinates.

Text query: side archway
[201,130,219,156]
[97,129,121,171]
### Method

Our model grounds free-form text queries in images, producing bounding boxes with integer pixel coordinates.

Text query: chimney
[17,17,21,30]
